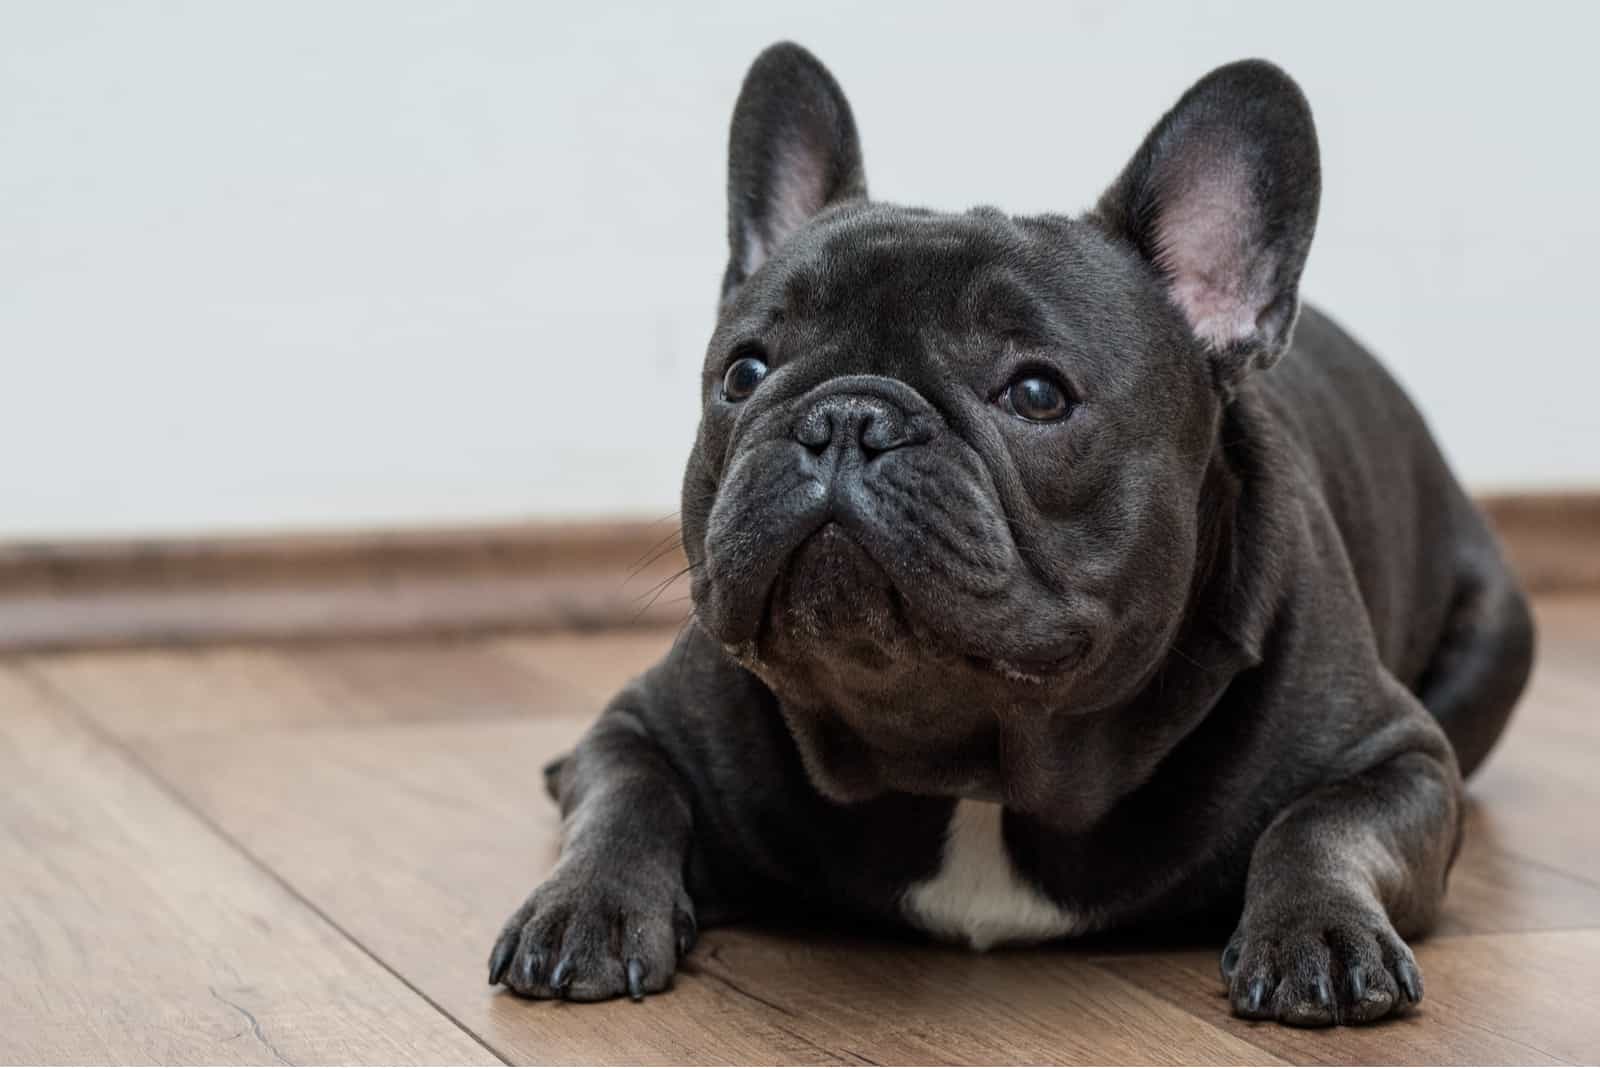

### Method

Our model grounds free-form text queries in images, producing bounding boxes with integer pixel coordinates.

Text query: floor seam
[691,965,876,1064]
[1484,844,1600,896]
[1078,959,1287,1064]
[14,649,600,746]
[17,663,517,1068]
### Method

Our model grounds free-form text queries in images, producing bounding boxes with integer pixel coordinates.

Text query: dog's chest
[901,799,1081,950]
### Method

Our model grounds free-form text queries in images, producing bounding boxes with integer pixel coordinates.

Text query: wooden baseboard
[0,522,693,652]
[0,493,1592,653]
[1479,492,1600,595]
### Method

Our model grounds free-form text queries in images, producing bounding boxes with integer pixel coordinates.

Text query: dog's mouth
[959,649,1085,685]
[763,521,907,643]
[724,520,1085,685]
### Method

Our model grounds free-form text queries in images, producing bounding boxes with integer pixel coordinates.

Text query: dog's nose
[795,393,925,458]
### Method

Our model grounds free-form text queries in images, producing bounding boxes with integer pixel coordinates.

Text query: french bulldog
[490,43,1535,1027]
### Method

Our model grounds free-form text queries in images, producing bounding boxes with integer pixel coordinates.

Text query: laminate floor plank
[25,636,590,742]
[488,626,685,705]
[0,667,498,1066]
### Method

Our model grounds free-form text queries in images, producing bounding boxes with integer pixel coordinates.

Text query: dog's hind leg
[1414,537,1535,779]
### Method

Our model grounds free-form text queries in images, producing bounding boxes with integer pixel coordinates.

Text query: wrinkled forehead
[742,205,1066,340]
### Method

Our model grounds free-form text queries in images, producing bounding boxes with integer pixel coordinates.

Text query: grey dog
[490,43,1534,1027]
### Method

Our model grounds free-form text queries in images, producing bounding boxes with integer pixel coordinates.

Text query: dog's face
[683,46,1319,803]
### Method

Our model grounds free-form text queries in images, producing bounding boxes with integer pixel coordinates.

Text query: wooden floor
[3,598,1599,1065]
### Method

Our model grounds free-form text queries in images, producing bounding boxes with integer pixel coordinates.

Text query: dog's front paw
[1221,897,1423,1027]
[488,863,696,1002]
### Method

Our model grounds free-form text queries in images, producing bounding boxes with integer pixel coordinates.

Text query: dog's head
[682,44,1320,803]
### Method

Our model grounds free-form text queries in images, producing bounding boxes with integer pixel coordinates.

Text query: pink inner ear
[741,136,829,277]
[1153,156,1275,349]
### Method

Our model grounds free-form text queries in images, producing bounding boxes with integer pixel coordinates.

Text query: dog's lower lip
[964,642,1086,681]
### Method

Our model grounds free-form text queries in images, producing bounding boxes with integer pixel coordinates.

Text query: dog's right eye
[721,356,769,402]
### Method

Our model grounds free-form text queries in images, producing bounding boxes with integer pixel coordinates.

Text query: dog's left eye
[1002,374,1071,422]
[721,356,768,402]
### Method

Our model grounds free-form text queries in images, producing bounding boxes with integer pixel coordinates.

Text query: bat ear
[1093,60,1321,390]
[721,42,867,303]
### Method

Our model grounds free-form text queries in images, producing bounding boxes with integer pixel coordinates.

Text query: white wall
[4,1,1596,539]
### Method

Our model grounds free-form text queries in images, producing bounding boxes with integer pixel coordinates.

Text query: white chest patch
[902,799,1081,951]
